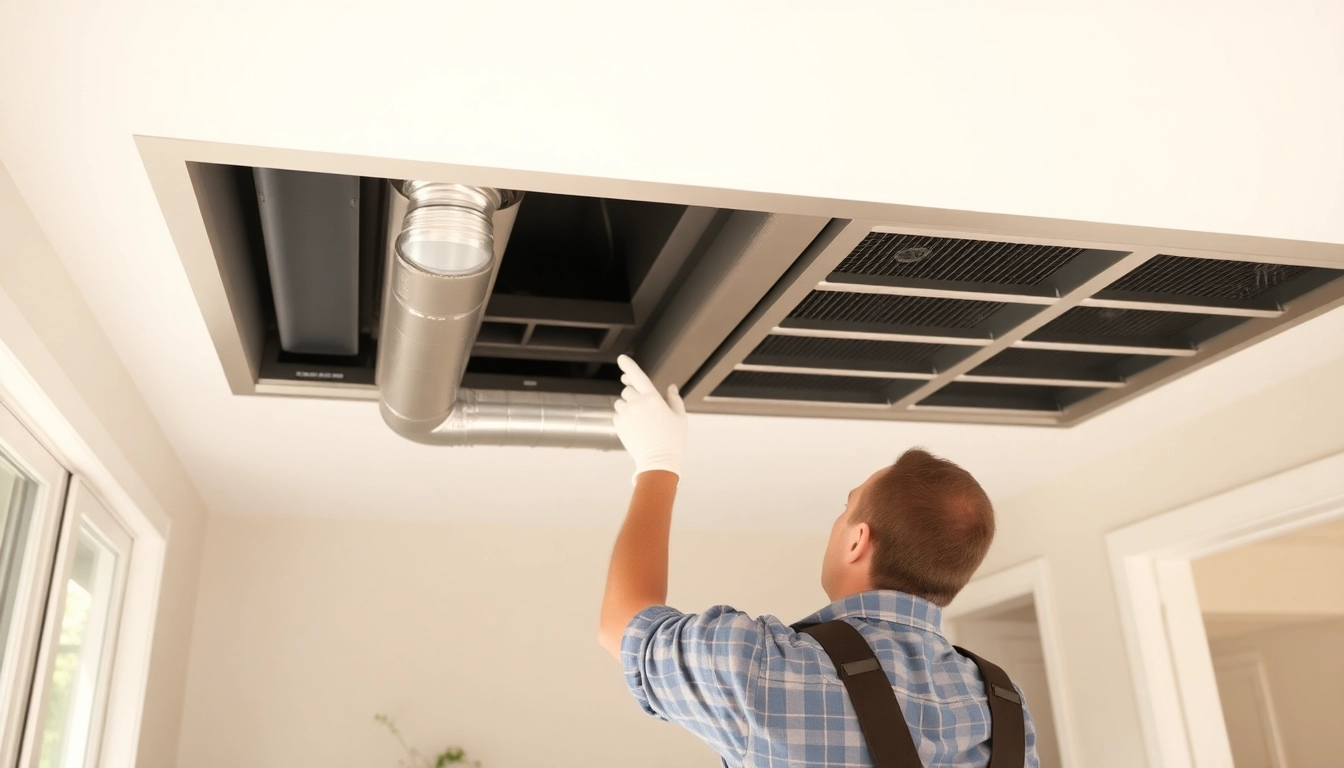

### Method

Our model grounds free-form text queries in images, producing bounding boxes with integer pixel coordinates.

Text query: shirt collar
[795,590,944,635]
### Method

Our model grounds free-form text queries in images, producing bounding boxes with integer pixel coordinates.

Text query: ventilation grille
[696,236,1344,421]
[970,348,1124,377]
[1029,307,1211,342]
[833,232,1082,285]
[789,292,1003,329]
[746,336,941,368]
[918,382,1067,412]
[713,371,915,404]
[1108,255,1313,300]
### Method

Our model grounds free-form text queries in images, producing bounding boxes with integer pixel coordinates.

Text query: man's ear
[844,521,871,565]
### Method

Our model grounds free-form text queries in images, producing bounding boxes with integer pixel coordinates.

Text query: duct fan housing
[138,140,1344,442]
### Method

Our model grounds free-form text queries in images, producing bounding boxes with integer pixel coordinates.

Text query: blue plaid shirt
[622,590,1038,767]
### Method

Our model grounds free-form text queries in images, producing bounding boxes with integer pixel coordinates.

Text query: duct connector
[377,181,621,449]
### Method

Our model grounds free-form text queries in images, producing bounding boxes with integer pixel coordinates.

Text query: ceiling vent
[139,140,1344,435]
[689,226,1344,424]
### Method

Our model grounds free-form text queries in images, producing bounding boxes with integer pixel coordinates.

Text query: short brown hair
[852,447,995,606]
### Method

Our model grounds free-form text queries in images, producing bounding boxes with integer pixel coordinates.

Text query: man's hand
[613,354,687,480]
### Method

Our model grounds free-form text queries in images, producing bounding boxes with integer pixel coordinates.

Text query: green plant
[374,713,480,768]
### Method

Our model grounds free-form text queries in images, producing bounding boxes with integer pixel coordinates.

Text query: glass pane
[35,523,120,768]
[0,453,39,682]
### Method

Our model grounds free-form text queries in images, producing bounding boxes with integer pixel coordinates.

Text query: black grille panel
[748,336,941,367]
[1029,307,1207,341]
[790,292,1002,329]
[919,382,1069,411]
[717,371,895,394]
[971,348,1124,377]
[713,370,909,404]
[834,232,1082,285]
[1108,256,1313,300]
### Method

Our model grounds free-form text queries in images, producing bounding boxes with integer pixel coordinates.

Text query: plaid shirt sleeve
[621,604,765,761]
[1020,681,1041,768]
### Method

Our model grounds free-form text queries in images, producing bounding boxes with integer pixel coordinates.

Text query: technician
[598,355,1039,767]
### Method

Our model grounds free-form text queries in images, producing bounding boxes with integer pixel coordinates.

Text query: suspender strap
[798,621,924,768]
[954,645,1026,768]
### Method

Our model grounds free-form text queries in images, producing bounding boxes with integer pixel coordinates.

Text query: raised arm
[598,355,688,657]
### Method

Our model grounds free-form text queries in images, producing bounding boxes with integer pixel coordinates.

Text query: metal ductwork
[376,181,621,449]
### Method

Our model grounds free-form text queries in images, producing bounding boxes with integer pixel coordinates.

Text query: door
[1211,652,1287,768]
[951,611,1063,768]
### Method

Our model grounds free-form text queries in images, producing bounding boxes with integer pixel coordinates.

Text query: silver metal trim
[906,404,1062,420]
[769,326,993,346]
[1078,296,1282,318]
[733,363,936,380]
[955,374,1125,389]
[1010,339,1198,357]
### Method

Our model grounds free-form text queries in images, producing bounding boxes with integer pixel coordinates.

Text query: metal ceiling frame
[683,219,1344,426]
[138,136,1344,427]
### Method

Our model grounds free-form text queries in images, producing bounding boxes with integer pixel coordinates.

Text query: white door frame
[1107,449,1344,768]
[945,557,1080,768]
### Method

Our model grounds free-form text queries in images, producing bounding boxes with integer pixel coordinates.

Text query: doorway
[1108,450,1344,768]
[944,558,1077,767]
[1192,517,1344,767]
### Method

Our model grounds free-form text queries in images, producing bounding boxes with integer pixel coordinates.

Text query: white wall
[979,352,1344,768]
[0,163,210,768]
[176,515,827,768]
[1208,618,1344,767]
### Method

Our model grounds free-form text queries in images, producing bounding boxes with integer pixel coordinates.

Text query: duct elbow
[375,181,621,451]
[378,398,448,445]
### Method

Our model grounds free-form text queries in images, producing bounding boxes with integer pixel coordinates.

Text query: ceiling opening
[139,139,1344,428]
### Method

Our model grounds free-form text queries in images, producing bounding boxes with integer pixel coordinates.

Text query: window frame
[19,479,133,768]
[0,403,70,768]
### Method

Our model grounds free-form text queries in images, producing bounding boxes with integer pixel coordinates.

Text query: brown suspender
[954,645,1027,768]
[798,621,1026,768]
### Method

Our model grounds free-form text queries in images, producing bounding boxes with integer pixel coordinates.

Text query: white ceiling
[3,3,1344,530]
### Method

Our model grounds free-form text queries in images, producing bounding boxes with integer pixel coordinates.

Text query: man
[598,355,1039,767]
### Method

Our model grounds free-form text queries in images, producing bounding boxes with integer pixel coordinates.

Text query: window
[0,404,131,768]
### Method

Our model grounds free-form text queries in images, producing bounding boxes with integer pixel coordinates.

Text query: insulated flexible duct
[377,181,621,449]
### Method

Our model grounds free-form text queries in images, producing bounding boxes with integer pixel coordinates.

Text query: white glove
[613,354,687,480]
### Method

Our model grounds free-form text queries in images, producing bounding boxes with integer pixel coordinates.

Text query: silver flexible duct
[377,181,621,449]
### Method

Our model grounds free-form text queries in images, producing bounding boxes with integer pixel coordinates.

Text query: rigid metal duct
[377,181,621,449]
